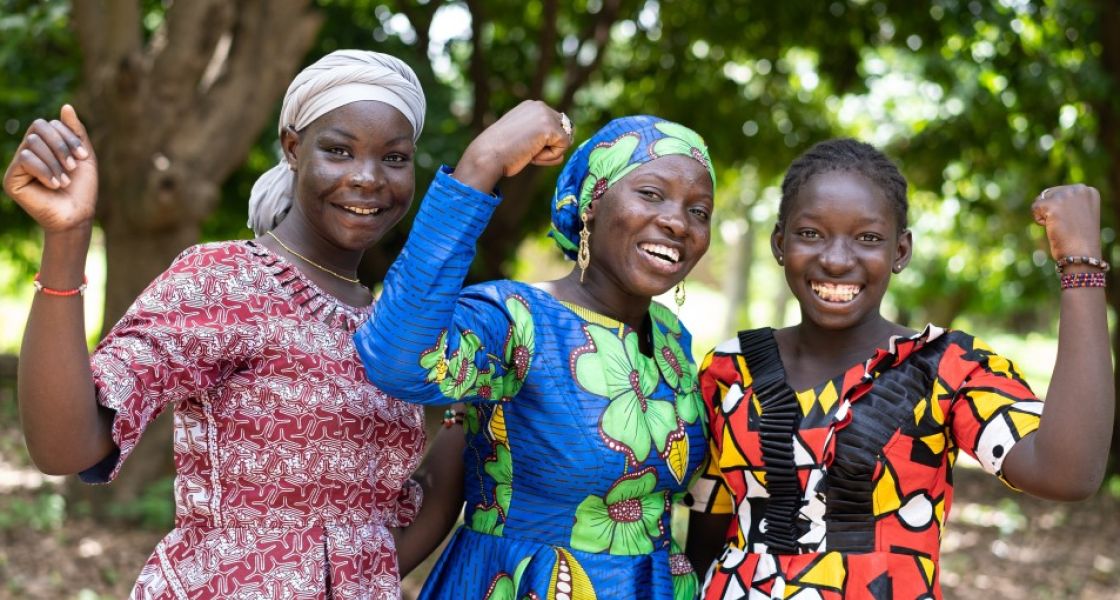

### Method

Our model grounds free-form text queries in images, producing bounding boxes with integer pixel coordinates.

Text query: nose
[347,160,381,190]
[655,203,689,238]
[819,237,855,274]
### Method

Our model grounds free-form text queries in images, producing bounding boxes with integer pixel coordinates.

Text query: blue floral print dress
[354,169,706,599]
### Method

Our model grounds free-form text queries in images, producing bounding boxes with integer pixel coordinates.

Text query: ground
[1,429,1117,599]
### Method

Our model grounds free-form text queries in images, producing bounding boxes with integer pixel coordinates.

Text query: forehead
[788,169,893,223]
[622,155,713,192]
[305,100,414,141]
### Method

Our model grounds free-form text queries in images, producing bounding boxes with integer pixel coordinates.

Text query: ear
[280,125,300,169]
[892,228,913,274]
[771,223,785,265]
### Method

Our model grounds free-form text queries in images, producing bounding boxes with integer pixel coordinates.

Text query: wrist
[451,148,505,194]
[40,226,93,284]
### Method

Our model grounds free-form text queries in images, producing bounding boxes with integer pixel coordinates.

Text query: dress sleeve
[354,167,532,405]
[80,246,243,483]
[947,336,1043,486]
[687,350,736,514]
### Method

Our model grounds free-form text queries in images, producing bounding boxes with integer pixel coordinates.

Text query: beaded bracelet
[441,408,465,428]
[1059,272,1107,289]
[1055,255,1111,274]
[33,273,88,297]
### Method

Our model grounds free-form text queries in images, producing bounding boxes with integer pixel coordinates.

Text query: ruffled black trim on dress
[737,327,802,553]
[824,332,949,552]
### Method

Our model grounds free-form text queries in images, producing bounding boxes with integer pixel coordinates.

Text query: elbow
[1030,470,1106,502]
[28,453,81,477]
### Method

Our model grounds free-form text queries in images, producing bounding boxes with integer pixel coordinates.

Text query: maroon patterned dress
[82,241,426,599]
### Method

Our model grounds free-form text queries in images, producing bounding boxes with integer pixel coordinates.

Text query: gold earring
[675,280,686,307]
[577,211,591,283]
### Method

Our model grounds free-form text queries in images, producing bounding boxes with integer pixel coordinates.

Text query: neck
[549,268,651,331]
[268,213,363,279]
[787,312,903,363]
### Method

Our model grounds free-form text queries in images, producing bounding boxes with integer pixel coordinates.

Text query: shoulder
[166,240,252,272]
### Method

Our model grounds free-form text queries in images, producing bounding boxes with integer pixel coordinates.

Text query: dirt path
[1,458,1117,599]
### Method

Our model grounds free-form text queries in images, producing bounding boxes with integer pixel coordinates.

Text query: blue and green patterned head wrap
[549,115,716,260]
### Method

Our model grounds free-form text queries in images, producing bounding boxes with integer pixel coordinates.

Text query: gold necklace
[265,230,361,284]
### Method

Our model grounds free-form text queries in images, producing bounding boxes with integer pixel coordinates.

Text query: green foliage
[0,0,77,277]
[104,474,176,530]
[0,491,65,533]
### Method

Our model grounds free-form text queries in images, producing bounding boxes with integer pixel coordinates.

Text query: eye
[638,188,662,201]
[857,232,885,243]
[384,152,412,164]
[797,229,821,240]
[689,206,711,221]
[325,146,352,158]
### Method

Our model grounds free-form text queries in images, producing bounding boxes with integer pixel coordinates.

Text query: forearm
[354,168,501,403]
[1003,278,1113,499]
[19,227,114,474]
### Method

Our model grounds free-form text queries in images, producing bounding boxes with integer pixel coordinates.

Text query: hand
[1031,184,1102,260]
[3,105,98,233]
[453,100,572,192]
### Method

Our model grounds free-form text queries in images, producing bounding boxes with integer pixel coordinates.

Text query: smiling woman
[354,111,718,599]
[2,49,463,599]
[685,138,1114,600]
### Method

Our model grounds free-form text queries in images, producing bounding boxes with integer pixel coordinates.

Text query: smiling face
[585,154,714,298]
[282,100,416,252]
[773,169,912,331]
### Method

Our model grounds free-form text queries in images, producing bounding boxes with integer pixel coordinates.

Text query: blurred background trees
[1,0,1117,520]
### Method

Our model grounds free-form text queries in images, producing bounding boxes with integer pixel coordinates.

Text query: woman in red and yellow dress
[686,138,1113,599]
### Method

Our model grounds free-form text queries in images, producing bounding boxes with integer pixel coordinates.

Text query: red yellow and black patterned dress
[688,325,1043,599]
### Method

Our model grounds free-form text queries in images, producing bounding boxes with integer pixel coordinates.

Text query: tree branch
[392,0,446,69]
[148,0,234,108]
[465,0,491,130]
[530,0,559,99]
[559,0,622,111]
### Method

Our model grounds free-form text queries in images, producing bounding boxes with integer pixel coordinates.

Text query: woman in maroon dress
[3,50,454,599]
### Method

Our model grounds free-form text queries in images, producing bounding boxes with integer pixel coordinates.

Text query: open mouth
[639,242,681,265]
[339,205,383,216]
[811,281,863,303]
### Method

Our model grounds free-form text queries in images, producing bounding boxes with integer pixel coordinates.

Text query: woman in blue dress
[355,101,717,599]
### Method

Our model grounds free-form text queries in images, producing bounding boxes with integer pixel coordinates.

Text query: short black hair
[778,138,909,231]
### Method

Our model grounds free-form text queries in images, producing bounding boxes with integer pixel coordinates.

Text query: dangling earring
[675,280,686,308]
[577,211,591,283]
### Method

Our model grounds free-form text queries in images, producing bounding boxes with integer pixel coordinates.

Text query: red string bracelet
[33,273,88,297]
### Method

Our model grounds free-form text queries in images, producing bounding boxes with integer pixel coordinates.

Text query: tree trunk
[65,0,323,519]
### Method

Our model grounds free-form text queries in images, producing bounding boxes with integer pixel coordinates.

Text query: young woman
[4,50,452,599]
[354,105,717,599]
[686,138,1113,599]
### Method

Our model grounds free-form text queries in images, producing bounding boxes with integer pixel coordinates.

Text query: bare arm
[3,105,115,475]
[1000,184,1114,501]
[394,421,466,576]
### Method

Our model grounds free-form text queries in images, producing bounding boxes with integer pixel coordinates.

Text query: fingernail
[66,156,77,170]
[50,176,61,188]
[60,173,71,186]
[75,145,89,160]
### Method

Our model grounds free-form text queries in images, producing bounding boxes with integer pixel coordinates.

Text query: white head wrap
[247,50,426,235]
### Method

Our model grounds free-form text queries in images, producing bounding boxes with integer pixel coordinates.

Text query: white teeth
[342,205,382,216]
[811,281,862,302]
[639,243,680,263]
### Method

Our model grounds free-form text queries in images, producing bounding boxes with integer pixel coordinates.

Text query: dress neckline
[244,239,372,332]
